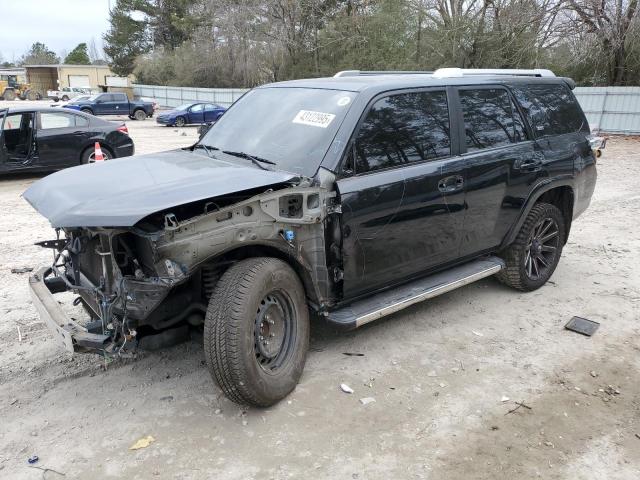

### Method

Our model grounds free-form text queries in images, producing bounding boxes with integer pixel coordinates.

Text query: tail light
[117,124,129,134]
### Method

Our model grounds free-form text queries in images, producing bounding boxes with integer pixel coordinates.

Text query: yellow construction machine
[0,75,41,101]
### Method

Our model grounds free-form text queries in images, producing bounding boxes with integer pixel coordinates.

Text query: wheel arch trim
[501,177,575,249]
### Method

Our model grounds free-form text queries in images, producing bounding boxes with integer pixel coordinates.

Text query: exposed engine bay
[33,174,343,354]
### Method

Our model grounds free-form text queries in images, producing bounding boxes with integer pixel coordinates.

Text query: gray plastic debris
[359,397,376,405]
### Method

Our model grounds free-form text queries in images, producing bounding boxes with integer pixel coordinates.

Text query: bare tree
[564,0,639,84]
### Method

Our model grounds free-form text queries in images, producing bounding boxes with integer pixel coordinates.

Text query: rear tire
[133,109,146,121]
[204,257,310,407]
[497,202,565,291]
[61,95,69,101]
[81,145,112,164]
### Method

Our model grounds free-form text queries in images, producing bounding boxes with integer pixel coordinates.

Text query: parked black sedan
[0,107,134,174]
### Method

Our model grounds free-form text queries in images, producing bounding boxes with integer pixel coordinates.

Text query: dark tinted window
[511,84,585,136]
[353,91,450,173]
[112,93,127,102]
[460,88,527,152]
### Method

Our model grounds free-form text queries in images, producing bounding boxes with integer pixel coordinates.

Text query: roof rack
[432,68,555,78]
[334,70,434,77]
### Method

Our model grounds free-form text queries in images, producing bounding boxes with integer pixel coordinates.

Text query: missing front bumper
[28,267,111,353]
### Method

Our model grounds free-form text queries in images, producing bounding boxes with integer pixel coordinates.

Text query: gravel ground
[0,102,638,479]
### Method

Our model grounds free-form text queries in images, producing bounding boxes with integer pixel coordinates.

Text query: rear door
[203,104,220,122]
[455,86,543,256]
[37,111,88,167]
[110,93,129,115]
[337,88,465,299]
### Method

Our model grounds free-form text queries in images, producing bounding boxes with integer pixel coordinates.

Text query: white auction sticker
[292,110,336,128]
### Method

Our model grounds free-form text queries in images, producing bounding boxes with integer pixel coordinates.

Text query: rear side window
[353,90,450,174]
[511,84,585,136]
[459,88,527,152]
[41,112,88,129]
[40,112,75,129]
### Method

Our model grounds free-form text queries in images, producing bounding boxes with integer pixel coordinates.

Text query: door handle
[516,157,543,172]
[438,175,464,193]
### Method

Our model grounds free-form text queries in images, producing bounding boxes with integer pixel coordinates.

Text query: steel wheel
[254,291,296,373]
[524,216,560,280]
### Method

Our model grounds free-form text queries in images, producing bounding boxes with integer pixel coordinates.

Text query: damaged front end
[28,178,339,355]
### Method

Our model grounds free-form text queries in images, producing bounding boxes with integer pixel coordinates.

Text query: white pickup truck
[47,86,92,102]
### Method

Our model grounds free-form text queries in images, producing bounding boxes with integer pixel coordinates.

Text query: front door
[0,109,7,169]
[337,89,464,299]
[2,111,37,169]
[188,104,205,124]
[455,86,544,257]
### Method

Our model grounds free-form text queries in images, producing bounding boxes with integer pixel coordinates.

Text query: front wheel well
[536,186,574,243]
[197,245,320,308]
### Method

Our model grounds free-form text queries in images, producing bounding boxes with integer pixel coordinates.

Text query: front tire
[174,116,186,127]
[497,202,565,291]
[80,107,93,115]
[204,258,310,407]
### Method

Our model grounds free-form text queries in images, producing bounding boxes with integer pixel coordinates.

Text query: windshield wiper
[193,144,219,157]
[222,150,276,170]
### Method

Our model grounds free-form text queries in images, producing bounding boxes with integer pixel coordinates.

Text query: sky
[0,0,112,62]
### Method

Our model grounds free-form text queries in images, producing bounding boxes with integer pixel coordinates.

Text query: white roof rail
[334,70,434,77]
[432,68,555,78]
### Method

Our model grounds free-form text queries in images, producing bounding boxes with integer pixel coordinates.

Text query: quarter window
[511,84,585,136]
[352,91,450,174]
[459,88,526,152]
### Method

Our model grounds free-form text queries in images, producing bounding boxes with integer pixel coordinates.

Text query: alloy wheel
[524,216,560,280]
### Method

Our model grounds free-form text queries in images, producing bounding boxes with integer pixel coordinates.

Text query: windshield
[199,87,357,177]
[87,94,102,101]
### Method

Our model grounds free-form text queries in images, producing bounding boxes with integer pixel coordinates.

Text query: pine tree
[65,43,91,64]
[103,0,151,76]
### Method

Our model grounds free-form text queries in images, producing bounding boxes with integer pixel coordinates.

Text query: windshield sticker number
[293,110,336,128]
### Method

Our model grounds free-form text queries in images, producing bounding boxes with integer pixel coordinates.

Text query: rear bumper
[28,267,110,353]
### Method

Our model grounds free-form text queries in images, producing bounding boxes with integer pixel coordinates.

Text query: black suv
[25,68,596,407]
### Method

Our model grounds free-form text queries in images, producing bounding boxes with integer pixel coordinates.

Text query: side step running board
[327,256,505,329]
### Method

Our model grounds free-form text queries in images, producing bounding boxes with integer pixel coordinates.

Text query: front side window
[40,112,75,129]
[459,88,528,152]
[191,104,204,113]
[511,83,586,137]
[352,90,450,174]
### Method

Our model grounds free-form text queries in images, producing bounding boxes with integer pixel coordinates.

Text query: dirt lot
[0,102,639,479]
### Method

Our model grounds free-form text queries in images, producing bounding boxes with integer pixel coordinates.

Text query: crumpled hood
[23,149,297,228]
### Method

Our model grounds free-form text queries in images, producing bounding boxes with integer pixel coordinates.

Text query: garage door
[106,76,128,87]
[68,75,90,88]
